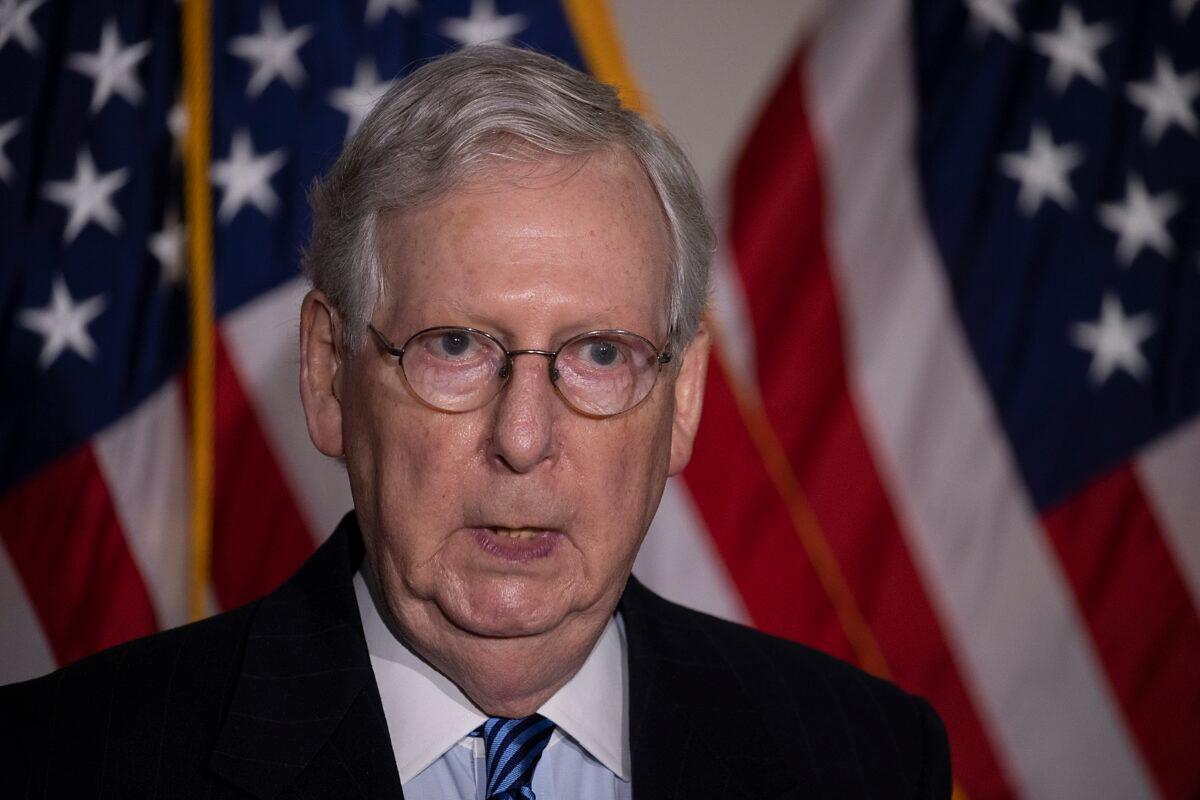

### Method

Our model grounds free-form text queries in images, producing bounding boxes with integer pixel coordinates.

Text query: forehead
[374,149,673,339]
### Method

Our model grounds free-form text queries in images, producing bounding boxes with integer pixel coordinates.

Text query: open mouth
[489,527,544,540]
[469,526,560,561]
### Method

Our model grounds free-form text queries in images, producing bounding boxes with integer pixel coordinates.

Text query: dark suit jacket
[1,513,950,799]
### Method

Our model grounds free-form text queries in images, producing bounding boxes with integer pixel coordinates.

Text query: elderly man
[2,47,949,799]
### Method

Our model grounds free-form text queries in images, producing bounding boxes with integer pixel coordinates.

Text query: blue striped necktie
[471,714,556,800]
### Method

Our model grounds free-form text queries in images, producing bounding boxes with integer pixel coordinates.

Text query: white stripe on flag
[804,2,1157,797]
[708,216,761,393]
[94,380,191,631]
[221,277,354,542]
[1137,417,1200,612]
[0,541,55,684]
[638,476,749,624]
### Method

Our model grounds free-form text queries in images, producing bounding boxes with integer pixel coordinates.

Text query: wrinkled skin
[299,149,709,715]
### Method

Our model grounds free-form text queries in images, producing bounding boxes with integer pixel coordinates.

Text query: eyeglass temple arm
[367,324,405,358]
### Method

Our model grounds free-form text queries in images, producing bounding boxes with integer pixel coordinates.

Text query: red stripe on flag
[685,358,858,664]
[720,51,1015,798]
[209,333,315,609]
[1042,463,1200,799]
[0,445,158,666]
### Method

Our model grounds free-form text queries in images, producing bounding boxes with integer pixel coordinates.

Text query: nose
[486,352,559,473]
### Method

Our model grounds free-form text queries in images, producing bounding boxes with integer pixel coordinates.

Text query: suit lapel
[284,677,406,799]
[620,577,802,800]
[206,515,404,799]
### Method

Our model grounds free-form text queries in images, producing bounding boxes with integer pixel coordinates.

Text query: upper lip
[471,523,561,531]
[464,501,573,532]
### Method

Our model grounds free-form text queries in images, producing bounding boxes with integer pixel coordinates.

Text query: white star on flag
[168,99,187,142]
[1126,52,1200,145]
[963,0,1021,41]
[149,207,186,287]
[999,124,1084,215]
[42,148,129,243]
[329,59,395,139]
[440,0,527,47]
[67,19,152,113]
[1032,5,1114,92]
[229,5,314,98]
[211,129,287,223]
[1175,0,1199,21]
[167,98,187,160]
[0,0,47,56]
[18,275,107,370]
[1097,175,1181,265]
[365,0,417,25]
[0,116,20,184]
[1070,292,1157,387]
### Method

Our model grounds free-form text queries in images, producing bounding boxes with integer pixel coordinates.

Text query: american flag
[1,0,1197,797]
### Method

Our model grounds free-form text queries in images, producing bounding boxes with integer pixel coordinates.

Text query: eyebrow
[406,302,656,348]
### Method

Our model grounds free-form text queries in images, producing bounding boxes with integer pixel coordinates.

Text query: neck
[435,623,602,716]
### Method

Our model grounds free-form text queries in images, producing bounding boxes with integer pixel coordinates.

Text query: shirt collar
[353,570,631,783]
[539,609,631,780]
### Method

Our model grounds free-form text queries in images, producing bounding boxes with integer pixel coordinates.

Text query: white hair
[303,46,714,354]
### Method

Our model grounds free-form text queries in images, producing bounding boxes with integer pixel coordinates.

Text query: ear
[299,289,345,458]
[667,324,711,476]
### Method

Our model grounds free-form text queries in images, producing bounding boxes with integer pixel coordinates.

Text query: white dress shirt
[353,572,633,799]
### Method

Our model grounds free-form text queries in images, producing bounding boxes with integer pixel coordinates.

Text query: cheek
[344,388,481,542]
[374,421,478,519]
[574,414,673,558]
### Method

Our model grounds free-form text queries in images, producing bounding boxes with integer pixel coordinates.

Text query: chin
[441,574,574,639]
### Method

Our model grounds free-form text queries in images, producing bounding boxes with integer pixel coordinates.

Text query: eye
[584,339,621,367]
[410,328,496,366]
[437,331,472,357]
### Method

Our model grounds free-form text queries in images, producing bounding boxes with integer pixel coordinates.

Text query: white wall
[606,1,826,194]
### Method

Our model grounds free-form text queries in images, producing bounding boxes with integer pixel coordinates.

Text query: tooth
[490,527,540,540]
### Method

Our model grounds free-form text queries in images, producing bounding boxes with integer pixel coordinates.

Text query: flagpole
[560,0,647,114]
[181,0,216,622]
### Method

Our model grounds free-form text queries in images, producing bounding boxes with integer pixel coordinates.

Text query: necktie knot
[471,714,556,800]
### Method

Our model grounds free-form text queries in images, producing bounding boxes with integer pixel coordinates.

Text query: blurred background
[1,1,1197,797]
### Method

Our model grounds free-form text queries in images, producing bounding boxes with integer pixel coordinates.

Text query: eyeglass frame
[366,323,674,418]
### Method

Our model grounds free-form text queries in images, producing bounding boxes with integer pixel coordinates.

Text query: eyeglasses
[367,324,673,417]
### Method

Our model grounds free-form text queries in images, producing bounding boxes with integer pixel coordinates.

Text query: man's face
[323,150,707,648]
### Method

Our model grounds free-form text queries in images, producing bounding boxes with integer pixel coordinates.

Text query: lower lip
[469,528,560,562]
